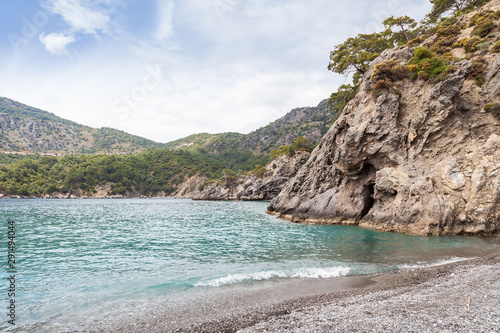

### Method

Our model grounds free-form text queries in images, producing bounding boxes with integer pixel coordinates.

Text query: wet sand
[80,247,499,333]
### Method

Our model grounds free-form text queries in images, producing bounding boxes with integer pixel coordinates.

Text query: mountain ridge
[0,96,337,157]
[0,97,164,154]
[166,99,337,154]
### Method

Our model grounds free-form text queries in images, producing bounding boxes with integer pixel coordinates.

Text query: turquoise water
[0,199,495,331]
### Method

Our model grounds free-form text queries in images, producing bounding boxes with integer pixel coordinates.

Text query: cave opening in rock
[360,183,375,220]
[358,163,376,221]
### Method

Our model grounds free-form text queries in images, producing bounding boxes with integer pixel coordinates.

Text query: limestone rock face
[268,48,500,236]
[173,174,209,198]
[194,151,310,201]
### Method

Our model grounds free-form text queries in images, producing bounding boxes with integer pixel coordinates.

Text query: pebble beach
[101,249,499,333]
[237,255,500,333]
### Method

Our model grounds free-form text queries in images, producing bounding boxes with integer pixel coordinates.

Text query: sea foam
[399,257,472,270]
[194,266,351,287]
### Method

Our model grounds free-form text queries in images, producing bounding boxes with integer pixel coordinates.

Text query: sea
[0,198,498,332]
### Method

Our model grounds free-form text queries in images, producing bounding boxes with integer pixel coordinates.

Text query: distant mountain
[241,99,336,153]
[0,97,164,154]
[166,99,337,154]
[0,96,336,197]
[1,96,337,157]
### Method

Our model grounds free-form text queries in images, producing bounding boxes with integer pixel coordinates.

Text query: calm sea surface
[0,199,496,331]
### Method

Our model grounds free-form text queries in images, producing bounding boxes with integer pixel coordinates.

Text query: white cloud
[4,0,434,143]
[43,0,112,34]
[39,0,122,55]
[39,32,75,55]
[155,0,176,40]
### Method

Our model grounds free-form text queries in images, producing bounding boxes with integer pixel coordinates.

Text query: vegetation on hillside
[164,101,338,155]
[89,127,163,153]
[270,136,315,159]
[0,153,39,165]
[0,148,269,196]
[0,97,82,127]
[241,100,337,153]
[198,136,314,190]
[164,132,245,153]
[485,102,500,117]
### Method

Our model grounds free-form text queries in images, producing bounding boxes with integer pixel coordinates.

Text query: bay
[0,198,495,332]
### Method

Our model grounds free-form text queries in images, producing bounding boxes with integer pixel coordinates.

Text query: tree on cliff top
[327,32,393,112]
[427,0,492,21]
[383,15,418,44]
[328,32,392,76]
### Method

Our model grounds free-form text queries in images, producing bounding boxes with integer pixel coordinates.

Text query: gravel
[64,253,500,333]
[238,256,500,333]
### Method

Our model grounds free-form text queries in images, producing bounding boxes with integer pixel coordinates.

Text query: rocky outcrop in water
[268,24,500,235]
[194,151,310,201]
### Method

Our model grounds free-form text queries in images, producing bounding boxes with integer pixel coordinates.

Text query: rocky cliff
[268,8,500,236]
[194,151,310,201]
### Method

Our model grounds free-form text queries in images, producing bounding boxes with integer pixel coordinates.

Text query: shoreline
[0,195,273,201]
[0,194,188,199]
[193,254,500,333]
[83,249,499,333]
[266,211,499,237]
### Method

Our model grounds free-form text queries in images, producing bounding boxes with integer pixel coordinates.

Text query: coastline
[0,194,187,199]
[266,211,499,237]
[84,248,499,333]
[236,253,500,333]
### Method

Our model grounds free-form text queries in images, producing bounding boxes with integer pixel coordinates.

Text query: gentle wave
[399,257,472,270]
[194,266,351,287]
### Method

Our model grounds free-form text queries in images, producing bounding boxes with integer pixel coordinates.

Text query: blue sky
[0,0,432,143]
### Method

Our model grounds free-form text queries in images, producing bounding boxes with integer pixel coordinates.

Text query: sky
[0,0,432,143]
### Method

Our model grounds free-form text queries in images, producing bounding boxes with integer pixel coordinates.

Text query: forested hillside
[0,148,269,197]
[164,132,245,153]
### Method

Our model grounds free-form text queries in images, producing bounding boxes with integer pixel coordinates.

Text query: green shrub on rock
[484,103,500,117]
[469,57,487,86]
[371,60,409,82]
[407,47,452,82]
[432,25,462,54]
[472,17,495,37]
[370,60,409,95]
[253,164,269,178]
[436,25,461,37]
[457,37,483,52]
[493,41,500,52]
[414,46,434,60]
[270,136,314,159]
